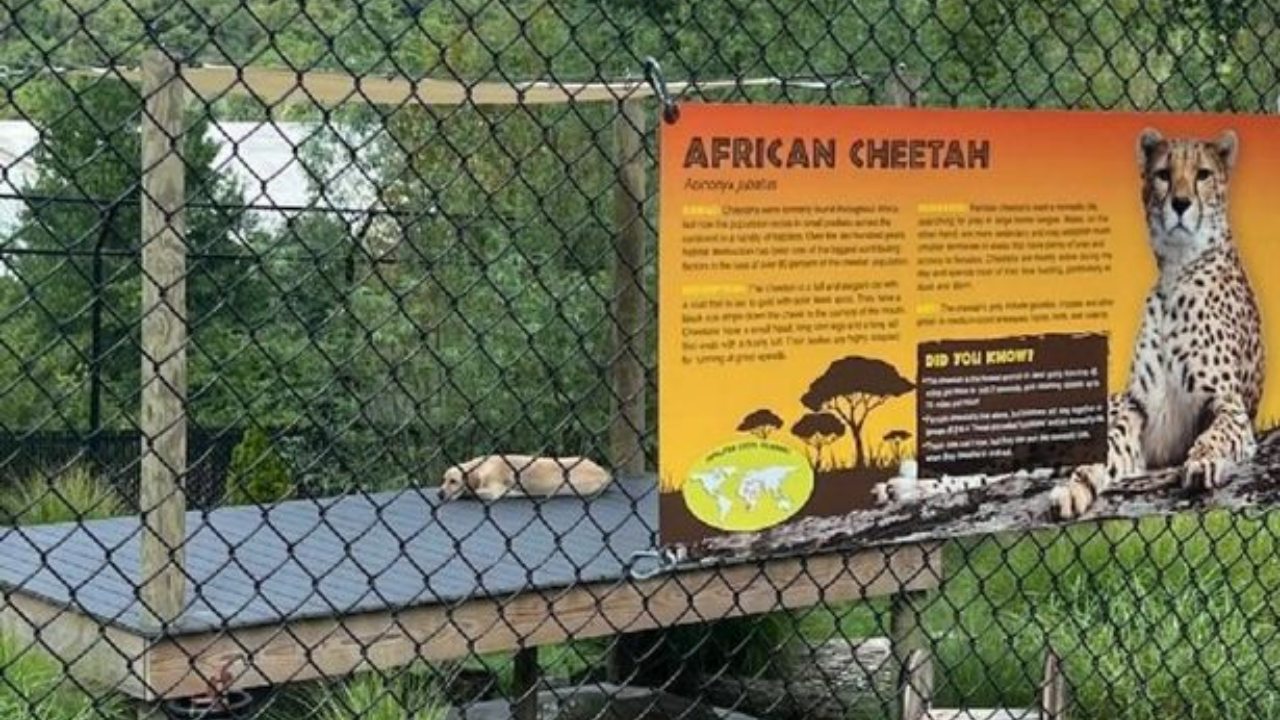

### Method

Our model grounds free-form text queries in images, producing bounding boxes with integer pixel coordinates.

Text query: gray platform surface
[0,477,657,637]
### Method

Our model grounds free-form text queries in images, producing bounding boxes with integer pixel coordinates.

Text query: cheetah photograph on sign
[1050,129,1264,519]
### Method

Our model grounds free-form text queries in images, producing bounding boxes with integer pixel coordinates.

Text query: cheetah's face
[1138,128,1237,261]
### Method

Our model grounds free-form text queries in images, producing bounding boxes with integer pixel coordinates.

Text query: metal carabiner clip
[627,546,684,581]
[642,56,680,125]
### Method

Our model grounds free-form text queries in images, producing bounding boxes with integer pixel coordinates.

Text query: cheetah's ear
[1215,130,1239,172]
[1137,127,1164,169]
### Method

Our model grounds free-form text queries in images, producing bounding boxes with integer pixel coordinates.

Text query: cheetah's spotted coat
[1051,128,1264,518]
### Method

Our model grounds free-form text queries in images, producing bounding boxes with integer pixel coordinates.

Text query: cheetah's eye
[1154,168,1171,182]
[1196,168,1212,182]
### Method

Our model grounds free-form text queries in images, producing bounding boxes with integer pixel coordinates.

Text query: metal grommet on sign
[642,56,680,124]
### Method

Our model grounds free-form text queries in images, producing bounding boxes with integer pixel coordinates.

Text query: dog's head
[438,465,473,501]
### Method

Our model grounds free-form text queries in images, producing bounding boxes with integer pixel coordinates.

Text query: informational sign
[659,104,1280,552]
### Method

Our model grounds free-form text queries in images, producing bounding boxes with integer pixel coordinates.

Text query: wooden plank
[1041,648,1066,720]
[70,65,791,107]
[900,648,933,720]
[882,62,924,107]
[927,711,1036,720]
[147,544,942,699]
[0,591,150,700]
[609,99,649,476]
[891,591,928,670]
[138,48,189,629]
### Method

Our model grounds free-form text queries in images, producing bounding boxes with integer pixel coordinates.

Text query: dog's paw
[1050,465,1103,520]
[1182,457,1231,491]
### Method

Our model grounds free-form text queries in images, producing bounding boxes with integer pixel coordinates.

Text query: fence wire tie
[627,546,684,580]
[642,56,680,125]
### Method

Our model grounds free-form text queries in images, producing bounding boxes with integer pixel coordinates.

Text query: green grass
[0,633,125,720]
[252,665,450,720]
[805,511,1280,720]
[0,465,126,525]
[317,669,447,720]
[458,639,609,696]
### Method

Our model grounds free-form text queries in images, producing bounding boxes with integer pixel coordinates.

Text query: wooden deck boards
[0,476,944,700]
[0,478,657,635]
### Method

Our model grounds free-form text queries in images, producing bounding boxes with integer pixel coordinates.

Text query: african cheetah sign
[658,104,1278,558]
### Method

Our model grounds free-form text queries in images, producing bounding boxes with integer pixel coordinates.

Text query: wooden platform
[0,477,944,700]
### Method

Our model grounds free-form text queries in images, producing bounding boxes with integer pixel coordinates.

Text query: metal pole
[88,204,113,466]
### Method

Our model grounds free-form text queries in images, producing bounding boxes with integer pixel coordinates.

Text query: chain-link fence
[1,2,1279,720]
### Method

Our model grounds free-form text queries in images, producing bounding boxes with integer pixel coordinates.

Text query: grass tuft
[0,633,125,720]
[0,465,126,525]
[317,668,448,720]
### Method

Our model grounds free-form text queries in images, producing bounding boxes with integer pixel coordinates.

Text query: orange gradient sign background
[658,103,1280,543]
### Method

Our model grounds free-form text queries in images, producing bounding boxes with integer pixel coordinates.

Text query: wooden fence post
[606,98,659,686]
[882,62,925,108]
[882,65,929,720]
[138,48,189,630]
[511,646,541,720]
[609,98,648,477]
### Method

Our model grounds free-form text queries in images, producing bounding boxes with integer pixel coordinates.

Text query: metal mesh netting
[0,2,1279,720]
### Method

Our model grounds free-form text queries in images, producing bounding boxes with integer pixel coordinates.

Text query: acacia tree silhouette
[737,409,784,439]
[883,429,913,464]
[791,412,845,470]
[802,356,915,469]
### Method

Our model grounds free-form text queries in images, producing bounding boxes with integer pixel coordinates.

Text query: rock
[702,638,894,720]
[444,667,503,705]
[446,682,762,720]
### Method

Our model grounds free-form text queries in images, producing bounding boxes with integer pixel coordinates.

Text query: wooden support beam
[148,544,942,699]
[0,543,940,701]
[609,98,649,476]
[891,588,930,720]
[606,97,654,687]
[512,646,540,720]
[68,65,782,108]
[1041,648,1067,720]
[882,62,924,108]
[900,648,933,720]
[890,590,927,671]
[926,711,1035,720]
[0,592,148,698]
[900,647,1065,720]
[138,47,189,629]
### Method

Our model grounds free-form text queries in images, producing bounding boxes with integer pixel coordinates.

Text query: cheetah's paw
[1050,465,1104,520]
[873,476,915,505]
[1182,457,1231,491]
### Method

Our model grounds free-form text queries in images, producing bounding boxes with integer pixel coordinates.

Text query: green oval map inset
[681,440,814,532]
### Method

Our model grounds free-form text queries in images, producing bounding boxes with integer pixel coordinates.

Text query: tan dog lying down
[438,454,612,501]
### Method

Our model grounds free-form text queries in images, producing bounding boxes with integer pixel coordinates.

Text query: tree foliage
[4,78,261,431]
[225,427,294,504]
[790,411,845,470]
[737,409,783,439]
[801,356,914,469]
[883,429,913,463]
